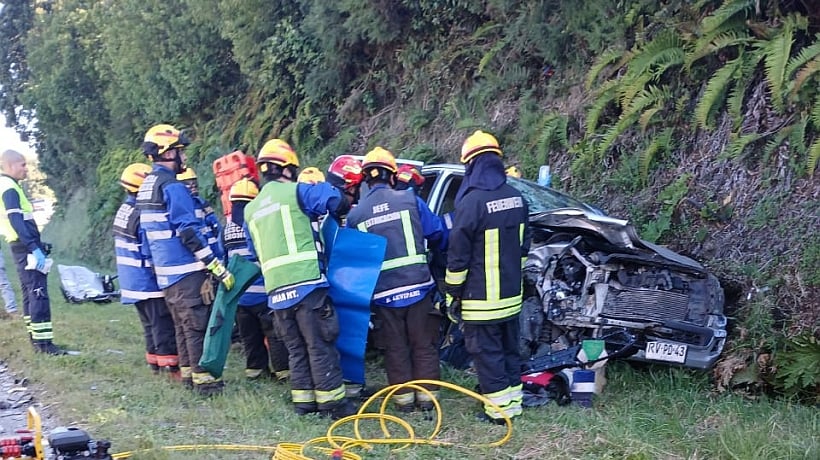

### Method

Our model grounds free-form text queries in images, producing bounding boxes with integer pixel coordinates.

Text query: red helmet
[327,155,363,191]
[396,164,424,188]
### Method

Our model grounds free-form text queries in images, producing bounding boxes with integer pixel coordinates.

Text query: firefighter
[0,149,64,354]
[244,138,355,419]
[394,164,424,194]
[346,147,445,412]
[326,155,364,210]
[297,167,325,184]
[223,177,289,381]
[114,163,179,377]
[177,168,223,261]
[136,124,234,396]
[444,131,531,424]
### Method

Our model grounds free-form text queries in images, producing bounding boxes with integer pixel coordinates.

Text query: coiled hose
[112,379,513,459]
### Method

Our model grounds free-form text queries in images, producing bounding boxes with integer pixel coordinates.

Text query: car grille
[602,287,690,323]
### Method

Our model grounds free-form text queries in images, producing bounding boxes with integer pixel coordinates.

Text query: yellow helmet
[362,146,398,175]
[120,163,152,193]
[257,139,299,168]
[176,167,197,181]
[229,177,259,202]
[142,124,190,158]
[297,167,326,184]
[460,130,502,164]
[505,165,522,178]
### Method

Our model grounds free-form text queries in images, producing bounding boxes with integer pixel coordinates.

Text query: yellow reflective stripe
[180,366,193,379]
[483,386,513,419]
[281,205,297,254]
[393,392,415,406]
[400,210,415,257]
[381,254,426,270]
[30,321,53,330]
[461,295,522,321]
[445,269,467,285]
[260,251,318,272]
[357,222,366,232]
[315,385,346,404]
[485,228,500,300]
[508,384,523,415]
[291,389,316,403]
[415,390,439,402]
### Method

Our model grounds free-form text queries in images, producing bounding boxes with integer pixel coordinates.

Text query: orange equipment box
[213,150,259,216]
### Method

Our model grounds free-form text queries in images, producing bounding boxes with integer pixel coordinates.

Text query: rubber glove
[32,248,46,272]
[206,259,235,290]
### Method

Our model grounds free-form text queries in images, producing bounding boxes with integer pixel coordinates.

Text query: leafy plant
[772,334,820,403]
[640,173,691,243]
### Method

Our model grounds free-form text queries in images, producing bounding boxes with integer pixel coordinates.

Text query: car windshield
[506,178,602,215]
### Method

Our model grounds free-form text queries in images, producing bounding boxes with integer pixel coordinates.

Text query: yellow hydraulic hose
[111,379,513,460]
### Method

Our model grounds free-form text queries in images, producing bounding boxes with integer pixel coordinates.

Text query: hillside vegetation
[1,0,818,400]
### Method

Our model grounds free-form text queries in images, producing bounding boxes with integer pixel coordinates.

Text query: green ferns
[583,0,820,177]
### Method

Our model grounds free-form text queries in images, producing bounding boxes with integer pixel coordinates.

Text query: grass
[0,253,817,459]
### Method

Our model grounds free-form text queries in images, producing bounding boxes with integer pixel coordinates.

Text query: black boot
[34,341,67,356]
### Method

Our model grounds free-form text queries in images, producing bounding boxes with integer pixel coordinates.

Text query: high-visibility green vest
[244,181,321,293]
[0,175,34,243]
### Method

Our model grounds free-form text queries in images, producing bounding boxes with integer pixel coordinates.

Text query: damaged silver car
[419,164,727,370]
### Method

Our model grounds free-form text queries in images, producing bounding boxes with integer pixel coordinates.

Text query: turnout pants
[374,291,441,407]
[273,288,345,412]
[463,314,523,420]
[236,302,289,378]
[10,243,51,343]
[134,297,178,370]
[163,271,213,384]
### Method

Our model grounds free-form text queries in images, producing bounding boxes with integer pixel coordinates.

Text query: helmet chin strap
[172,150,185,174]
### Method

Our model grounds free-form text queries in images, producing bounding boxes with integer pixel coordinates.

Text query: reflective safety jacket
[222,219,266,307]
[0,175,40,250]
[193,194,224,260]
[112,195,163,303]
[244,181,345,310]
[136,165,214,289]
[445,183,530,322]
[346,185,443,307]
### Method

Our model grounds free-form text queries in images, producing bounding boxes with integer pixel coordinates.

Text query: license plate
[645,341,688,363]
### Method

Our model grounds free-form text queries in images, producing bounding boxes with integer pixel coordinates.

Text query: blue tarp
[323,217,386,384]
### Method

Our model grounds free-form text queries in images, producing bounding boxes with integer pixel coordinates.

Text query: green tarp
[199,255,262,378]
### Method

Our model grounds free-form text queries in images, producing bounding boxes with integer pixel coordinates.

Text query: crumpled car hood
[530,209,706,272]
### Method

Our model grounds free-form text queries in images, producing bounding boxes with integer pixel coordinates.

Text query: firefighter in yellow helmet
[0,150,64,354]
[115,163,179,377]
[222,178,289,381]
[445,130,531,423]
[346,147,446,413]
[136,124,234,396]
[244,138,356,418]
[177,168,223,261]
[297,167,325,184]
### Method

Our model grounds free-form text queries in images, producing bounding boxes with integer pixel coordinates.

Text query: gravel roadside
[0,359,59,456]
